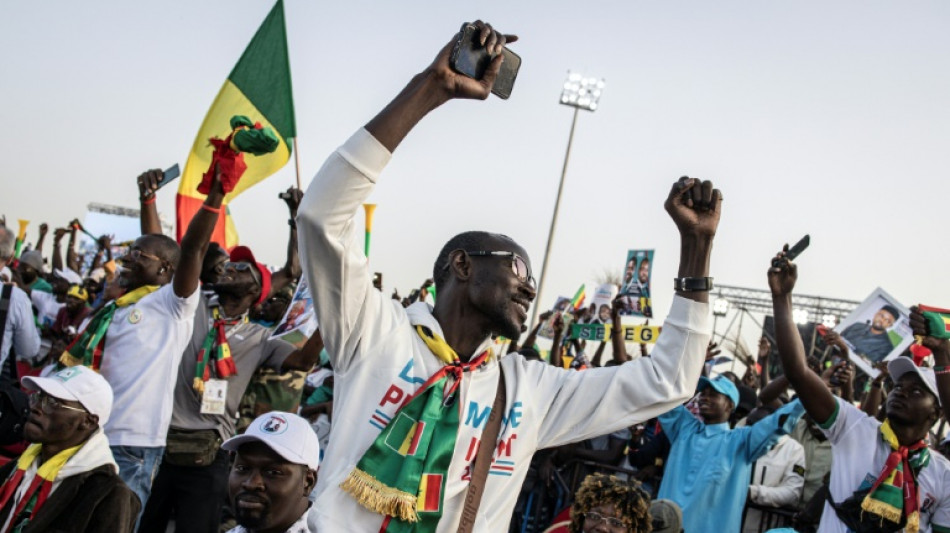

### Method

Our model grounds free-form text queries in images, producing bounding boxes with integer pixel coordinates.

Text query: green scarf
[60,285,159,370]
[861,419,930,533]
[340,326,492,531]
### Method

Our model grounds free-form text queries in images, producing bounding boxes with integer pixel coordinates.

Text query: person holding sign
[769,247,950,533]
[297,19,721,531]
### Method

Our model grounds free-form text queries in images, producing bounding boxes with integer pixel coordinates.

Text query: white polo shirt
[98,283,200,447]
[819,398,950,533]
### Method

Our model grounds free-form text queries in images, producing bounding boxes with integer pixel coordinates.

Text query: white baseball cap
[54,268,83,286]
[222,411,319,470]
[22,366,114,426]
[888,357,941,406]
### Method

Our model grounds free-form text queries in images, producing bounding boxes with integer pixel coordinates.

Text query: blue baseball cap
[698,376,740,411]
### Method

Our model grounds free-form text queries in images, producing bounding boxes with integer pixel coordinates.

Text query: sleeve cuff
[817,399,840,430]
[666,295,711,335]
[337,128,393,184]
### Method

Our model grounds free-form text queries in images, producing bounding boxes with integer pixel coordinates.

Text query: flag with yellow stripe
[176,0,295,249]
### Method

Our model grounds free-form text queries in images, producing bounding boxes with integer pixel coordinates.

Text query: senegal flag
[919,305,950,340]
[176,0,295,249]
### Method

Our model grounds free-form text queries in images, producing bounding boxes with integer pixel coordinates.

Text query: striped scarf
[59,285,159,370]
[193,307,243,393]
[861,419,931,533]
[0,443,82,532]
[340,326,492,531]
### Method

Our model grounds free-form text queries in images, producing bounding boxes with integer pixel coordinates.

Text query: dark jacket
[0,461,140,533]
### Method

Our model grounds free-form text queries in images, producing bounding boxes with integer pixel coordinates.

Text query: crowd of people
[0,19,948,533]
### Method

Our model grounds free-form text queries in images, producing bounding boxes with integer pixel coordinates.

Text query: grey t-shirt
[170,295,296,439]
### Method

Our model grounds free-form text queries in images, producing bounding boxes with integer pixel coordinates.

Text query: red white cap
[229,246,271,305]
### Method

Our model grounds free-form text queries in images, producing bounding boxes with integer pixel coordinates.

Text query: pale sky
[3,1,949,338]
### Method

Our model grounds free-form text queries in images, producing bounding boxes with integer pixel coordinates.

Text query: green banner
[568,323,661,344]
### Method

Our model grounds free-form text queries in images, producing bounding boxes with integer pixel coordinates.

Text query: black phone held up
[449,23,521,100]
[157,163,181,190]
[772,234,810,268]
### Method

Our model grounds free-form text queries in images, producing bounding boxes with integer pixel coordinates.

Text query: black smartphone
[773,234,810,267]
[157,164,181,190]
[450,23,521,100]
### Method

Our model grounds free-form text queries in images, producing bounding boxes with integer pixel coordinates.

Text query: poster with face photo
[835,287,913,378]
[618,249,654,318]
[589,283,619,324]
[538,296,572,339]
[271,277,319,346]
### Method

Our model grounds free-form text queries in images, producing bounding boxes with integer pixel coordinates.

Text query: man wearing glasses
[57,168,226,518]
[298,21,720,531]
[0,366,139,532]
[139,246,323,533]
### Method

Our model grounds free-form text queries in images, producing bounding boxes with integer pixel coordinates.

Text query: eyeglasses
[120,248,164,265]
[29,392,88,415]
[225,262,261,286]
[462,251,536,290]
[584,511,627,530]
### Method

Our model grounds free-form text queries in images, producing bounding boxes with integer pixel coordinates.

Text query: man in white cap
[222,411,319,533]
[0,366,139,532]
[769,248,950,532]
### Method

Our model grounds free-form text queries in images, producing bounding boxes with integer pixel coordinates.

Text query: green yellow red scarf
[340,326,492,531]
[193,307,243,393]
[60,285,159,370]
[0,443,82,532]
[861,419,930,533]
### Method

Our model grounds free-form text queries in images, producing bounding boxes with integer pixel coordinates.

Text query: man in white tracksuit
[298,21,723,532]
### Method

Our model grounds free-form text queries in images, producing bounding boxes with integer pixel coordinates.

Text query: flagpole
[293,138,302,189]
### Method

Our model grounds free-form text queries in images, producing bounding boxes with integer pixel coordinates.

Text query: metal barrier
[741,500,797,532]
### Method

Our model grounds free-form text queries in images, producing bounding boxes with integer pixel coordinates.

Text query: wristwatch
[673,277,714,292]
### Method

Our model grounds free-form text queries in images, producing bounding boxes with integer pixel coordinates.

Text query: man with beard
[57,168,224,516]
[769,248,950,532]
[298,20,720,530]
[222,412,319,533]
[840,305,900,362]
[139,246,322,533]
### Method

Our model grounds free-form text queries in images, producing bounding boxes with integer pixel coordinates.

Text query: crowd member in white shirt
[59,167,225,516]
[0,226,40,370]
[769,247,950,533]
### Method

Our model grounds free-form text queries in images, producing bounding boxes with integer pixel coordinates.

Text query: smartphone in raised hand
[157,164,180,190]
[773,234,810,268]
[449,23,521,100]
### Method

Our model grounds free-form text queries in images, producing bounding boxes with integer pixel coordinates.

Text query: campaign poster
[618,249,654,318]
[589,283,619,324]
[271,277,319,347]
[538,296,572,339]
[835,287,913,378]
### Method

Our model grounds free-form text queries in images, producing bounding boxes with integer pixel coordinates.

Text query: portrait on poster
[835,287,913,377]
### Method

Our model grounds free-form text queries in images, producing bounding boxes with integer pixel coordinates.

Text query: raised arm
[65,224,80,273]
[51,228,66,272]
[364,21,516,153]
[174,168,224,298]
[35,223,48,258]
[137,169,164,235]
[297,21,517,371]
[281,329,324,372]
[768,248,837,424]
[269,187,303,297]
[609,297,630,363]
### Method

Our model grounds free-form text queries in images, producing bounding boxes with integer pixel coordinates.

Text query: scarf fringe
[340,468,419,523]
[193,378,206,395]
[860,497,902,524]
